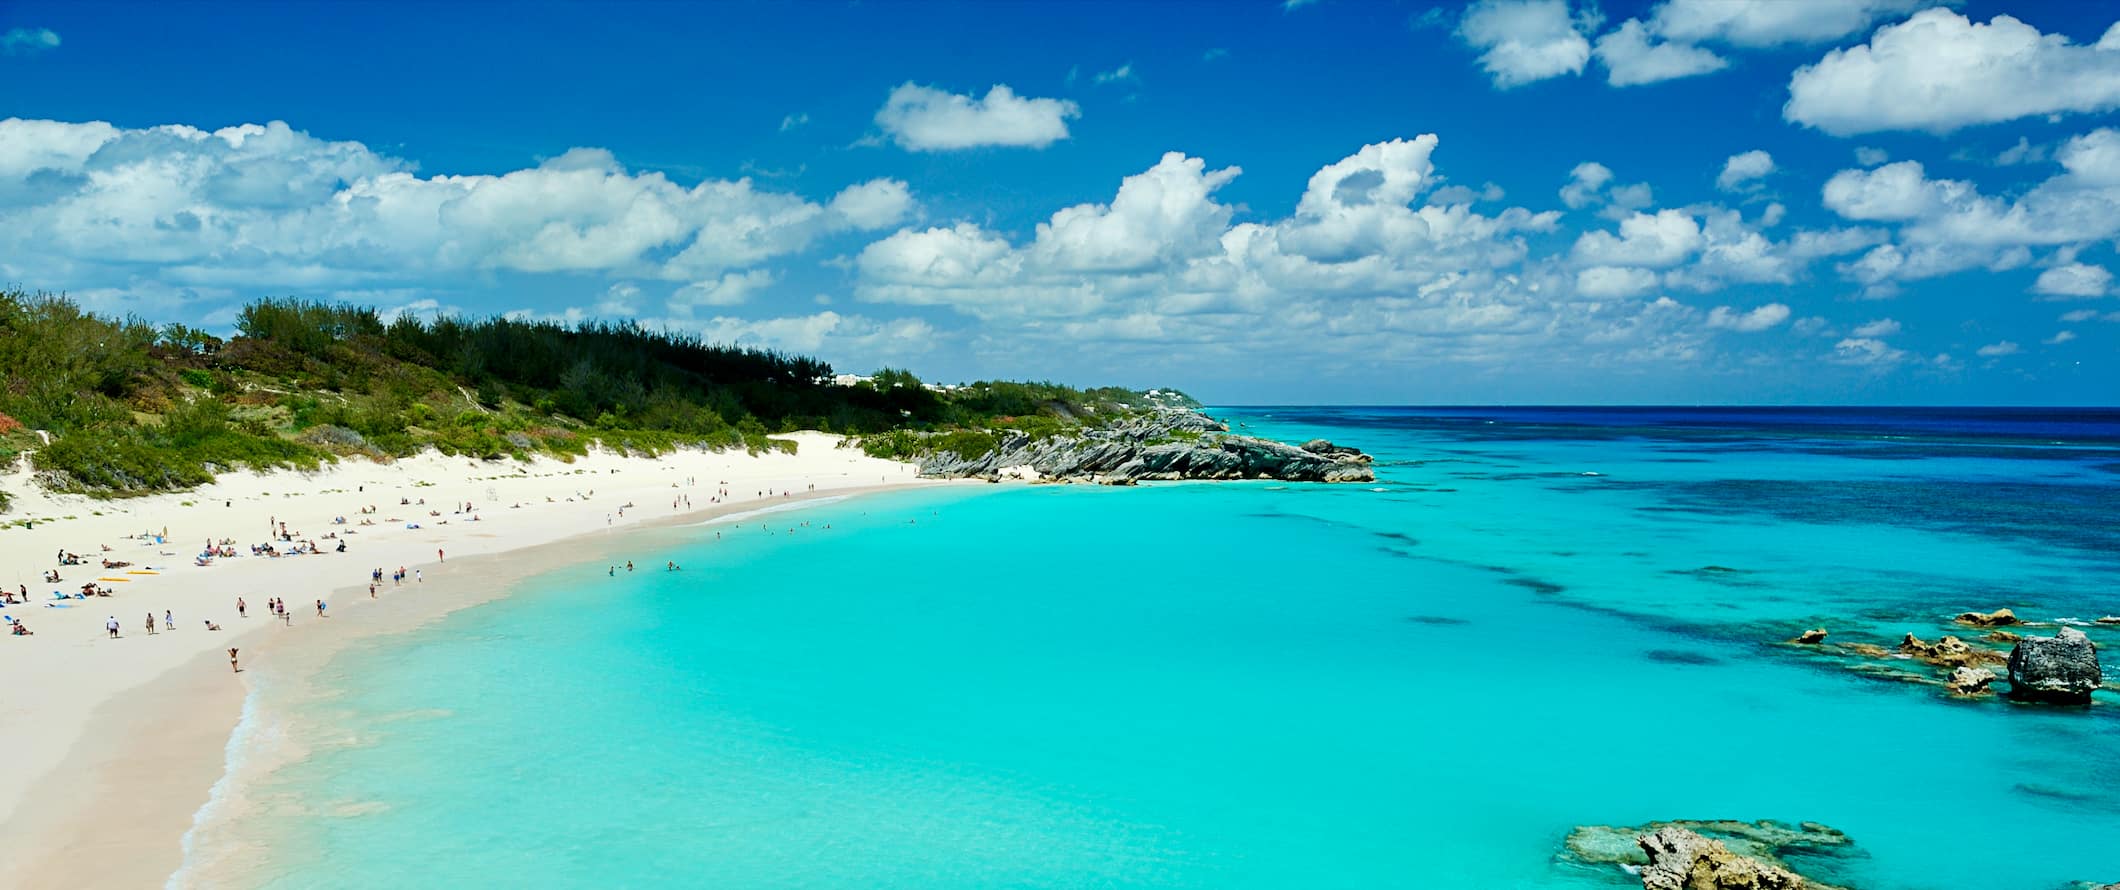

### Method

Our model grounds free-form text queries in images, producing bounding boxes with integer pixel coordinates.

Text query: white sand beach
[0,435,929,888]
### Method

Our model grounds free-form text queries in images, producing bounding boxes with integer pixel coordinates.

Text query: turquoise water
[197,409,2120,888]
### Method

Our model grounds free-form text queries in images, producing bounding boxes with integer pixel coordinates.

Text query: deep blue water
[179,407,2120,889]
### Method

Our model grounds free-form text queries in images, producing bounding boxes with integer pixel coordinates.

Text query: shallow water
[191,407,2120,888]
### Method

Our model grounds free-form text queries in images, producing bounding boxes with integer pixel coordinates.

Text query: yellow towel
[96,577,131,582]
[126,570,159,575]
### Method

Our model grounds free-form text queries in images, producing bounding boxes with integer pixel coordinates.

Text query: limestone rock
[1637,826,1810,890]
[2007,627,2103,704]
[1793,628,1828,644]
[910,409,1375,484]
[1954,608,2020,628]
[1898,633,2007,669]
[1947,666,1996,695]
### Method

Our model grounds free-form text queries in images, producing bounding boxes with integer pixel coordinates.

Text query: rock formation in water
[1947,666,1997,695]
[2006,627,2103,704]
[1953,607,2020,628]
[911,410,1376,485]
[1898,633,2007,669]
[1792,628,1828,644]
[1637,826,1813,890]
[1564,820,1852,890]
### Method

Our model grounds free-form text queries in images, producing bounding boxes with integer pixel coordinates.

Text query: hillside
[0,291,1200,506]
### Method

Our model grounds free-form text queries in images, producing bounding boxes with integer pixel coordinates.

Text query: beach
[0,434,929,889]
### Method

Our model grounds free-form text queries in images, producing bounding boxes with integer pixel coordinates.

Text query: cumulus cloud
[1593,19,1727,87]
[1649,0,1938,48]
[1575,265,1659,297]
[1832,336,1906,365]
[1571,210,1704,268]
[688,311,937,364]
[1851,318,1901,337]
[1705,302,1790,331]
[1817,130,2120,290]
[1977,340,2020,357]
[1786,9,2120,135]
[874,84,1079,151]
[0,117,911,318]
[1,27,59,55]
[1855,146,1890,166]
[2045,330,2078,344]
[1559,161,1653,216]
[1716,150,1775,192]
[2033,262,2114,298]
[1458,0,1598,88]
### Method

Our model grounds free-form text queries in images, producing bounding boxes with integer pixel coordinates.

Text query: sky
[2,0,2118,405]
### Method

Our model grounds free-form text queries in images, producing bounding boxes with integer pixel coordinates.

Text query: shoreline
[0,436,943,889]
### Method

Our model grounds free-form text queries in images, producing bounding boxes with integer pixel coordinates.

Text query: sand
[0,434,933,888]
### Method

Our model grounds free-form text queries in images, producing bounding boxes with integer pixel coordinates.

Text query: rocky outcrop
[1300,439,1370,461]
[1792,628,1828,644]
[1564,820,1851,890]
[913,410,1375,485]
[1955,608,2020,628]
[1947,666,1997,695]
[1638,826,1811,890]
[2007,627,2103,704]
[1898,633,2007,669]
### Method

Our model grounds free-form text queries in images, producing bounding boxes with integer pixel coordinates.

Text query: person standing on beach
[415,569,423,583]
[237,597,247,618]
[438,548,445,563]
[316,599,326,617]
[145,612,156,635]
[106,615,120,638]
[164,609,174,631]
[229,648,240,673]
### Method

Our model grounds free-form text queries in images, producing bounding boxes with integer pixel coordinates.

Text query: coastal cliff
[896,409,1375,484]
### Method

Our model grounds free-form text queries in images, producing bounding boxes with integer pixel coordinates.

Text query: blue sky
[3,1,2117,405]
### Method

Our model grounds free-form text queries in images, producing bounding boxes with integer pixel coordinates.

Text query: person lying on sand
[10,619,30,636]
[203,620,221,631]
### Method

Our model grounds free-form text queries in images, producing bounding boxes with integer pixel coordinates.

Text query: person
[437,548,445,563]
[626,561,634,572]
[666,561,679,571]
[106,615,120,639]
[10,619,30,636]
[415,569,422,583]
[145,612,156,636]
[316,599,326,617]
[203,620,221,631]
[164,609,174,631]
[228,647,240,673]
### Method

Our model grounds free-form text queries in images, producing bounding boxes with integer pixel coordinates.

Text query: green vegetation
[0,290,1194,500]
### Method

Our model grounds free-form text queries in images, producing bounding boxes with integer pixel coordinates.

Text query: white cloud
[1851,318,1901,337]
[2033,262,2114,298]
[1705,302,1790,332]
[1649,0,1938,48]
[1976,340,2020,357]
[1832,336,1906,365]
[2061,309,2100,322]
[873,84,1079,151]
[1786,10,2120,135]
[1458,0,1598,88]
[2045,330,2078,344]
[780,113,809,132]
[1,27,59,55]
[0,117,910,309]
[1716,150,1775,192]
[685,311,938,368]
[1593,19,1728,87]
[1094,63,1137,85]
[1855,146,1889,166]
[1575,265,1659,297]
[1559,161,1653,216]
[1571,209,1704,268]
[1817,130,2120,290]
[668,269,776,312]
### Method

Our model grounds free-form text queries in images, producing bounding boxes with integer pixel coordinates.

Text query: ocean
[179,407,2120,888]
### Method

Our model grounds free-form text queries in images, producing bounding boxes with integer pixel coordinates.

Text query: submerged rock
[1947,666,1997,696]
[1638,826,1816,890]
[2007,627,2103,704]
[1955,608,2021,628]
